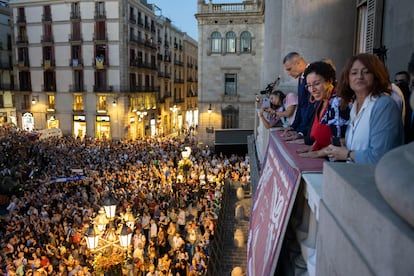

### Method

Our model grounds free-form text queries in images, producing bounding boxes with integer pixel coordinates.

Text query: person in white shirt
[327,53,403,164]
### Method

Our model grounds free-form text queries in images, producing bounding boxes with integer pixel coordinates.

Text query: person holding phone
[258,90,295,129]
[297,61,350,158]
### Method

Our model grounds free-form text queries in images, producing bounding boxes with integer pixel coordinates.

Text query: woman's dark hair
[303,61,336,85]
[336,53,391,107]
[269,90,286,109]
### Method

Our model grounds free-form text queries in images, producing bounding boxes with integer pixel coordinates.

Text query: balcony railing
[69,84,86,92]
[129,86,159,93]
[69,34,82,42]
[174,60,184,67]
[17,16,26,24]
[17,84,32,92]
[41,35,54,43]
[129,15,136,24]
[94,10,106,19]
[158,72,171,78]
[129,60,157,71]
[42,59,56,69]
[174,79,184,84]
[70,58,83,67]
[70,11,81,20]
[93,33,108,42]
[42,14,52,22]
[16,35,28,44]
[42,84,56,92]
[17,60,30,68]
[93,85,113,92]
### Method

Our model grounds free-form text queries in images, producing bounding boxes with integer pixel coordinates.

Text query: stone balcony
[248,120,414,275]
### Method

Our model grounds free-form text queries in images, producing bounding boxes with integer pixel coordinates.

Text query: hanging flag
[96,56,104,69]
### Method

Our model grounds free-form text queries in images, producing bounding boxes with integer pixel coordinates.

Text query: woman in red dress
[297,61,350,158]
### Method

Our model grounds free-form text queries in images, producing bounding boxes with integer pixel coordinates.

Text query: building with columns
[8,0,198,139]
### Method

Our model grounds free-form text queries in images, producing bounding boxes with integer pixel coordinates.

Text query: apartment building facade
[9,0,198,140]
[0,3,14,126]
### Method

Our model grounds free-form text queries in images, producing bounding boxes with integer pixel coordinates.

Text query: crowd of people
[0,126,251,276]
[259,51,413,164]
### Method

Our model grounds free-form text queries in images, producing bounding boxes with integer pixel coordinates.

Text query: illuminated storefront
[96,115,111,140]
[73,115,86,139]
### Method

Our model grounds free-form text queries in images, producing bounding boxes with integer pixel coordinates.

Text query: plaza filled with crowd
[0,124,250,276]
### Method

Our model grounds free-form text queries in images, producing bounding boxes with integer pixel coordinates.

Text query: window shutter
[365,0,375,53]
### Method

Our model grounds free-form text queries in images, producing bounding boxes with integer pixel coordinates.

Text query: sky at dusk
[152,0,199,40]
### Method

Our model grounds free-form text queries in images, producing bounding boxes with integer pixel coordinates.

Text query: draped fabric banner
[96,56,104,69]
[247,133,301,276]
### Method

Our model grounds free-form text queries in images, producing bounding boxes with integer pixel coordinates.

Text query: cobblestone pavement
[214,181,252,276]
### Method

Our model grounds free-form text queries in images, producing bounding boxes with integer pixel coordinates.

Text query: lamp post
[83,195,135,275]
[206,103,213,133]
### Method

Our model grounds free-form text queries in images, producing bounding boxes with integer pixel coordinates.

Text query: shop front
[96,115,111,140]
[73,115,86,139]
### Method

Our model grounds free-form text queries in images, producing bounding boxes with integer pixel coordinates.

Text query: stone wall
[317,163,414,275]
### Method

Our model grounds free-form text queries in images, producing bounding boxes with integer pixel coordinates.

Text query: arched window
[225,31,236,53]
[210,32,222,53]
[240,31,252,53]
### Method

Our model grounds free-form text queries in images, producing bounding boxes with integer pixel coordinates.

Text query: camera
[259,76,281,95]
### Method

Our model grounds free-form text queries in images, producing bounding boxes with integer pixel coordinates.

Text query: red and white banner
[247,133,301,276]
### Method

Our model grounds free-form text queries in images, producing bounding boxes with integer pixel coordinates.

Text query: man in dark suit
[282,52,315,142]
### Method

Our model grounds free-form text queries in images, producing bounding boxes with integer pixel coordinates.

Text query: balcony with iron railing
[174,78,184,84]
[129,14,136,24]
[144,40,157,50]
[42,14,52,22]
[41,35,54,43]
[17,15,26,24]
[158,71,171,79]
[42,59,56,69]
[42,84,56,92]
[70,10,81,20]
[69,84,86,92]
[69,33,83,42]
[164,55,172,63]
[17,60,30,69]
[70,58,84,68]
[93,33,108,42]
[129,34,145,45]
[17,83,32,92]
[137,18,143,27]
[93,84,113,92]
[130,60,157,71]
[129,85,159,93]
[174,60,184,67]
[16,35,28,44]
[94,10,106,19]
